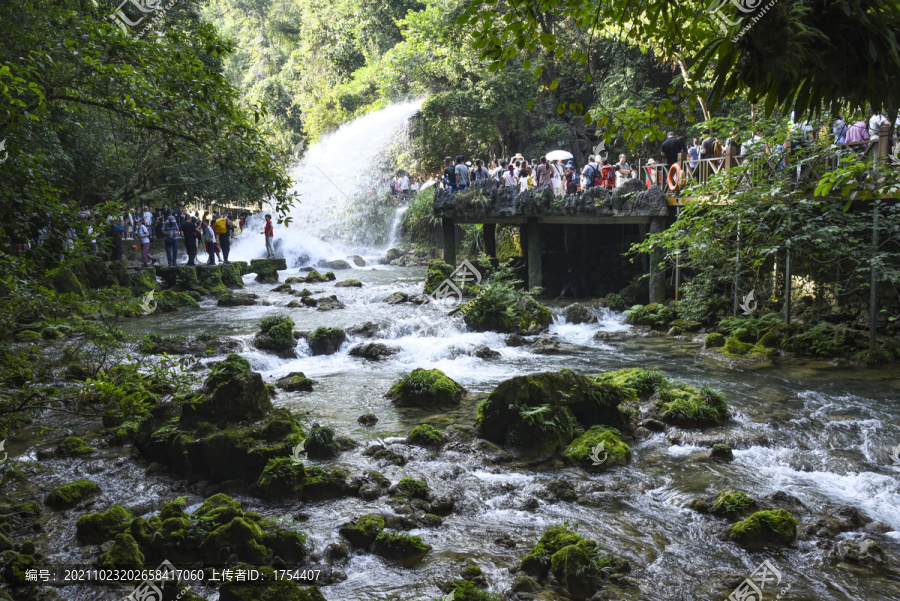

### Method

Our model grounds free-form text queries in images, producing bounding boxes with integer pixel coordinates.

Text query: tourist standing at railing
[502,164,518,188]
[700,134,717,160]
[687,139,700,178]
[832,115,848,144]
[725,131,741,154]
[869,113,890,142]
[845,118,869,145]
[471,159,490,183]
[443,157,456,193]
[614,154,632,187]
[454,155,469,192]
[565,161,579,194]
[661,131,686,166]
[552,160,566,196]
[581,155,597,189]
[535,156,554,188]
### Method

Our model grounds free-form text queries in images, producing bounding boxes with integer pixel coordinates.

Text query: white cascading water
[229,99,424,266]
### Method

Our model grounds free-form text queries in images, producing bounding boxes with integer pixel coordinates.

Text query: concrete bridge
[433,178,671,301]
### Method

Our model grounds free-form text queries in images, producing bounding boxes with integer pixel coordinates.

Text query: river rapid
[8,102,900,601]
[14,256,900,601]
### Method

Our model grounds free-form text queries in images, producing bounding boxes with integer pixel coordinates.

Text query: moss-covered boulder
[101,533,145,568]
[181,355,273,425]
[710,444,734,461]
[219,263,245,288]
[321,259,352,270]
[218,292,259,306]
[476,369,636,455]
[196,265,228,296]
[461,292,552,335]
[250,258,287,283]
[255,315,296,354]
[704,332,726,348]
[335,279,362,287]
[155,290,200,312]
[407,424,444,447]
[45,479,100,509]
[76,504,134,543]
[671,319,703,332]
[14,329,40,342]
[397,477,429,499]
[625,303,677,328]
[521,524,629,599]
[275,372,313,392]
[722,509,798,548]
[219,568,326,601]
[200,516,272,564]
[339,514,385,548]
[372,530,431,566]
[303,466,351,500]
[386,368,465,407]
[307,326,346,355]
[709,490,758,518]
[563,427,631,470]
[648,383,729,427]
[304,425,339,459]
[130,268,159,296]
[254,457,306,499]
[591,367,667,400]
[0,550,36,585]
[302,269,328,283]
[57,436,93,456]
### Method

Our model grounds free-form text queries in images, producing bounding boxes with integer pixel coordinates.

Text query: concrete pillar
[442,219,456,266]
[526,218,542,290]
[483,223,497,258]
[648,217,665,304]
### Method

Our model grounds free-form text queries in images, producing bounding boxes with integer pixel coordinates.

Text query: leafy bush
[782,323,846,357]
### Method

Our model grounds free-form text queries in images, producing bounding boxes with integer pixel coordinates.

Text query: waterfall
[229,99,424,266]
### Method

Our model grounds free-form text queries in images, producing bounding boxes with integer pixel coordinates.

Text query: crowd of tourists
[7,206,275,268]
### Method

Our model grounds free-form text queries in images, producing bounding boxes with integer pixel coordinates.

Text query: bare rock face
[564,303,598,324]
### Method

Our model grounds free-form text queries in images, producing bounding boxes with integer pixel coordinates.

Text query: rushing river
[9,103,900,601]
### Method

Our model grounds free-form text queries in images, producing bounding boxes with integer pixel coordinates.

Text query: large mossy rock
[275,372,313,392]
[218,292,259,306]
[254,315,296,354]
[251,258,287,283]
[521,525,629,599]
[461,293,552,335]
[722,509,798,548]
[219,263,245,288]
[371,530,431,566]
[196,265,228,296]
[155,290,200,312]
[338,514,385,548]
[76,504,133,543]
[648,383,729,427]
[307,326,346,356]
[590,367,667,400]
[625,303,678,328]
[130,268,159,296]
[563,427,631,470]
[101,533,144,568]
[181,354,273,425]
[385,368,465,407]
[476,369,636,455]
[45,479,100,509]
[57,436,93,456]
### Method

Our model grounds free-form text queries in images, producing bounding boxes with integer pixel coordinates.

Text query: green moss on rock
[407,424,444,447]
[254,457,305,499]
[386,368,465,407]
[76,504,134,543]
[255,315,296,353]
[705,332,726,348]
[591,367,667,399]
[192,493,244,528]
[564,427,631,470]
[307,326,346,355]
[102,533,145,568]
[710,490,758,518]
[338,514,385,548]
[205,353,252,390]
[650,383,729,427]
[724,509,798,547]
[372,530,431,566]
[57,436,94,456]
[0,550,36,585]
[397,477,428,499]
[625,303,677,328]
[710,444,734,461]
[723,335,753,356]
[155,290,200,312]
[45,479,100,509]
[15,330,40,342]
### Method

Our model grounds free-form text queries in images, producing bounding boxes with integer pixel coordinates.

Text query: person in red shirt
[261,214,275,258]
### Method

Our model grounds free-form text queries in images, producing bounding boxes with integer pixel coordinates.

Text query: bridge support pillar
[483,223,496,258]
[442,219,456,267]
[526,218,542,290]
[648,217,665,304]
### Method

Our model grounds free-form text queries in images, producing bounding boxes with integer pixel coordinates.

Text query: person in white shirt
[398,171,410,201]
[551,160,565,196]
[136,219,157,266]
[502,165,518,188]
[614,154,632,187]
[869,113,890,141]
[142,208,153,238]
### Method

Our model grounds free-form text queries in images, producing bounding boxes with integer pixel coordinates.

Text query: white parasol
[545,149,574,161]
